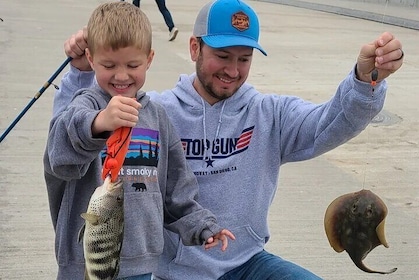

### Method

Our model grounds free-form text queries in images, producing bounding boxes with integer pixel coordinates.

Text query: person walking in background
[128,0,179,41]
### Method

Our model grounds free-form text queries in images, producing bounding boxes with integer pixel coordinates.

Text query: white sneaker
[169,27,178,41]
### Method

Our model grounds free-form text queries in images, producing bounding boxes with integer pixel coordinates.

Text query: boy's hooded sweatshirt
[53,66,386,280]
[44,84,223,279]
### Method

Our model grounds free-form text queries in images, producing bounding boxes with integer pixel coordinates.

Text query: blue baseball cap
[193,0,267,56]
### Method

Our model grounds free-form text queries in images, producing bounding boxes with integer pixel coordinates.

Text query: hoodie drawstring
[215,101,226,140]
[200,97,209,162]
[200,97,227,165]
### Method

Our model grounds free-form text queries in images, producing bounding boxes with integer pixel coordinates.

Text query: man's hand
[64,27,92,71]
[356,32,403,83]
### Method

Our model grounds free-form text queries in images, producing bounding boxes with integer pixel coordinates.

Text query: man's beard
[195,54,239,102]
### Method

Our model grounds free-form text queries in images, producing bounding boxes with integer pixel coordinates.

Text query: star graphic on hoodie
[205,158,214,167]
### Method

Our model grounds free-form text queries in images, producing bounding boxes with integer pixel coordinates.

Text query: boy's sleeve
[53,65,95,118]
[46,92,107,181]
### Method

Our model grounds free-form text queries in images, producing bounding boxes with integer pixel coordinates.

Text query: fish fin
[111,265,120,280]
[376,218,389,248]
[84,269,90,280]
[324,195,346,252]
[81,212,100,225]
[78,224,85,243]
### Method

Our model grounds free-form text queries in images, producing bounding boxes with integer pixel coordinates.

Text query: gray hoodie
[149,70,386,279]
[44,84,223,279]
[53,66,386,279]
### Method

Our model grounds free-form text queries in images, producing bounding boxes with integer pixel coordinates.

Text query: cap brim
[202,35,267,56]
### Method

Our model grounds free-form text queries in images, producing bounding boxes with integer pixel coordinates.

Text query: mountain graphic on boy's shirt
[101,127,160,167]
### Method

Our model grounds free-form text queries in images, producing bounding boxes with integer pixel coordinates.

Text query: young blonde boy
[44,2,234,280]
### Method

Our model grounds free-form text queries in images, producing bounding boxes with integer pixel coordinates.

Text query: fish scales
[80,176,124,280]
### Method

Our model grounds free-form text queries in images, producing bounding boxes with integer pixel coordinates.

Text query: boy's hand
[204,229,236,251]
[92,96,141,135]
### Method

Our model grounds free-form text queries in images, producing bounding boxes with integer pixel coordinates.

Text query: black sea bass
[79,176,124,280]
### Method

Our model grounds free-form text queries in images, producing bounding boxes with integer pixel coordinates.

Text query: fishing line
[0,57,72,143]
[361,0,389,190]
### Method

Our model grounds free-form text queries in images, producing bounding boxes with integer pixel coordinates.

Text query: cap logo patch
[231,11,249,31]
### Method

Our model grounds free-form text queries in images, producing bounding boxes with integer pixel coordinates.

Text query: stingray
[324,189,397,274]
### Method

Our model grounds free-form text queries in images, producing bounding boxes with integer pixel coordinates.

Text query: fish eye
[365,205,373,217]
[117,196,122,201]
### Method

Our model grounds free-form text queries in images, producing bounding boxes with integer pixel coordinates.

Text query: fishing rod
[0,57,72,143]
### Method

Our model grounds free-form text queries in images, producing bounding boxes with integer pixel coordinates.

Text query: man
[52,0,404,279]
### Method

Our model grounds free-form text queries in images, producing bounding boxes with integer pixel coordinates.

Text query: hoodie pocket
[120,192,164,258]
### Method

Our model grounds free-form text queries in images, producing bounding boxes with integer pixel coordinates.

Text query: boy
[43,2,234,279]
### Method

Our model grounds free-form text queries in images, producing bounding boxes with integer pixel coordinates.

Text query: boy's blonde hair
[87,2,152,56]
